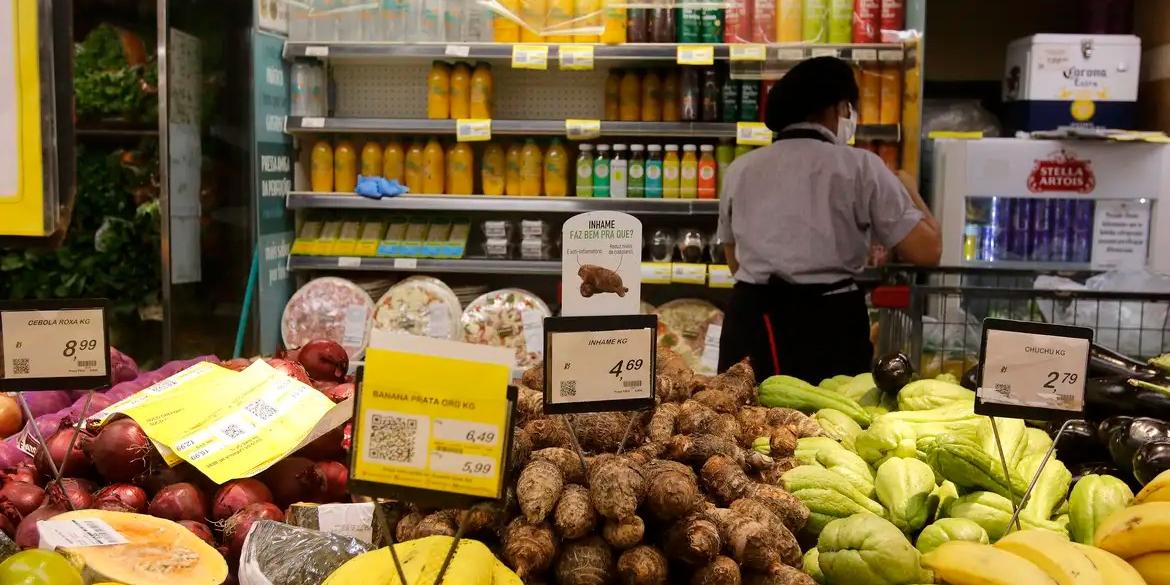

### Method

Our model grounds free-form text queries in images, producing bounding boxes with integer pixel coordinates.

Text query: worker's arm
[891,170,942,266]
[725,243,739,274]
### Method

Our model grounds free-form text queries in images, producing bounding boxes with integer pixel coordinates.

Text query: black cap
[764,56,861,132]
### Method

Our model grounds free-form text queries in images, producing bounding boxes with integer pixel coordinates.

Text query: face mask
[836,104,857,145]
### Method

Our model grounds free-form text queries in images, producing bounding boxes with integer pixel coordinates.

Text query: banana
[1129,551,1170,585]
[1071,543,1147,585]
[1135,470,1170,504]
[922,541,1058,585]
[994,530,1105,585]
[1093,502,1170,559]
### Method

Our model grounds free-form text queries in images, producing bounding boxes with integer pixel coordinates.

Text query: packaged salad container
[371,276,463,340]
[281,277,376,359]
[461,288,551,368]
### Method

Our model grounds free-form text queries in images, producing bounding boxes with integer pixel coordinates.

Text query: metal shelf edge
[286,193,721,214]
[288,256,563,274]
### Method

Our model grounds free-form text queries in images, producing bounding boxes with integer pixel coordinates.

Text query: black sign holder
[541,314,657,415]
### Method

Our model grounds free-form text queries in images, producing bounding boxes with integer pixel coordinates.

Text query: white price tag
[304,46,329,57]
[775,48,805,61]
[341,306,369,349]
[317,502,375,544]
[641,262,673,284]
[521,310,544,356]
[393,258,418,269]
[547,328,653,405]
[1,306,108,385]
[445,44,471,57]
[38,519,128,549]
[851,49,877,62]
[671,263,708,284]
[676,45,715,65]
[977,321,1092,418]
[559,45,594,70]
[430,450,497,478]
[700,324,722,374]
[811,48,839,58]
[300,117,325,128]
[337,256,361,268]
[729,44,767,61]
[456,119,492,142]
[879,50,903,62]
[433,418,501,446]
[425,304,453,338]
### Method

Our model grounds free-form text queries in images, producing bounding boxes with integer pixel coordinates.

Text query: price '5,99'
[64,340,98,357]
[609,359,644,378]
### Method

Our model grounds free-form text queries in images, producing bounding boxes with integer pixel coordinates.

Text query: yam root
[752,457,800,486]
[657,348,692,380]
[643,459,702,521]
[394,510,423,542]
[705,507,788,574]
[648,403,682,443]
[764,408,811,428]
[510,427,534,475]
[588,455,645,520]
[664,433,742,468]
[413,509,459,538]
[553,484,597,539]
[699,455,754,505]
[701,413,743,444]
[518,459,565,523]
[503,518,557,580]
[710,360,756,405]
[579,264,628,297]
[742,566,817,585]
[624,442,665,466]
[677,401,720,435]
[658,374,692,404]
[691,390,740,414]
[571,411,642,452]
[743,483,809,534]
[744,450,776,472]
[663,512,722,567]
[517,385,545,426]
[531,447,587,484]
[521,366,545,395]
[728,498,802,567]
[458,504,506,535]
[618,545,669,585]
[525,418,575,450]
[736,407,772,447]
[692,555,742,585]
[769,428,798,458]
[602,515,645,550]
[555,535,615,585]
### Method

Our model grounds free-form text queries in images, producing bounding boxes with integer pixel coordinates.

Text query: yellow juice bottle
[505,142,523,196]
[519,139,544,196]
[449,62,471,119]
[494,0,522,41]
[543,138,568,196]
[482,143,506,196]
[521,0,547,42]
[469,62,494,119]
[446,142,474,195]
[426,61,451,120]
[422,138,446,194]
[404,139,425,193]
[662,143,680,198]
[547,0,575,42]
[680,144,698,199]
[360,140,383,177]
[574,0,601,42]
[604,71,622,121]
[310,140,334,192]
[600,0,626,43]
[641,69,662,122]
[619,70,642,121]
[334,139,357,193]
[382,139,405,182]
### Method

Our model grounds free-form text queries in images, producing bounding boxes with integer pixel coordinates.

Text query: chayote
[875,457,938,534]
[817,514,933,585]
[795,437,875,497]
[1016,452,1071,523]
[751,436,771,454]
[803,548,825,584]
[914,518,989,554]
[941,490,1067,541]
[976,417,1028,468]
[1068,474,1134,544]
[931,481,959,522]
[924,434,1028,498]
[856,418,919,465]
[1020,427,1053,460]
[814,408,864,450]
[896,379,974,411]
[783,465,886,536]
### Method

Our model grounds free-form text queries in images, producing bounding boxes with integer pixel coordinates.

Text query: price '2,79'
[1044,371,1078,389]
[609,359,645,378]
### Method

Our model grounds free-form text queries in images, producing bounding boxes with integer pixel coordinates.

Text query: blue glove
[355,175,382,198]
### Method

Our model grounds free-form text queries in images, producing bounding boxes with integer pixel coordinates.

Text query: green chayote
[875,457,938,534]
[818,514,933,585]
[814,408,864,450]
[803,548,825,584]
[1068,474,1133,544]
[915,518,989,554]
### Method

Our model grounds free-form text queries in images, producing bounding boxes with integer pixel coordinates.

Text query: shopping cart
[873,268,1170,379]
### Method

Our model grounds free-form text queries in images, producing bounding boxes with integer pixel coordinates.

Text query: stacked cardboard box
[1136,0,1170,131]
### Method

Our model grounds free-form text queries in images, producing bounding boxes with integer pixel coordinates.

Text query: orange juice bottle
[446,142,474,195]
[360,140,383,177]
[427,61,451,120]
[505,142,524,195]
[383,139,405,182]
[600,0,626,43]
[469,62,494,119]
[641,69,662,122]
[334,139,357,193]
[661,70,681,122]
[482,143,506,195]
[662,144,680,197]
[404,139,425,193]
[543,138,569,196]
[697,144,717,198]
[521,0,547,42]
[574,0,601,41]
[310,140,334,192]
[494,0,522,41]
[619,70,642,122]
[422,138,446,194]
[879,64,903,125]
[604,71,622,121]
[546,0,575,42]
[679,144,698,199]
[519,139,544,196]
[449,62,472,119]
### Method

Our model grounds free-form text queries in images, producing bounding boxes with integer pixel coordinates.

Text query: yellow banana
[994,530,1105,585]
[492,561,524,584]
[1093,502,1170,559]
[1129,551,1170,585]
[922,541,1058,585]
[1071,543,1147,585]
[1135,470,1170,504]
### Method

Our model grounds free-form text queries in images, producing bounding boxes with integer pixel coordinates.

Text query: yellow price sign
[512,44,549,70]
[456,119,492,142]
[707,264,734,288]
[641,262,673,284]
[676,45,715,65]
[729,44,767,61]
[671,263,708,285]
[565,119,602,141]
[736,122,773,146]
[559,45,594,70]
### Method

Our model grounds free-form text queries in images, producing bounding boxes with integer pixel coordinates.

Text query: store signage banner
[0,300,111,391]
[561,211,642,317]
[976,318,1092,421]
[959,139,1165,199]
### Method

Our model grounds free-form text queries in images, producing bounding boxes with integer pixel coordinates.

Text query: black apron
[717,128,873,384]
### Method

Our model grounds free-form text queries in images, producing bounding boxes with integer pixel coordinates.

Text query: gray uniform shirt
[717,123,924,284]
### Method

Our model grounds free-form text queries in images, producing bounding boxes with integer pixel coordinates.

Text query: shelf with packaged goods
[288,255,563,275]
[284,118,902,142]
[286,193,721,215]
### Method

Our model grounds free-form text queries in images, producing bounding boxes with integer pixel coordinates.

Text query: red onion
[219,358,251,372]
[311,379,338,394]
[85,418,158,482]
[0,481,44,516]
[148,482,207,522]
[35,428,92,479]
[315,461,348,502]
[212,479,273,522]
[297,426,345,461]
[223,502,283,558]
[7,462,40,486]
[266,359,312,386]
[296,340,349,383]
[179,520,216,546]
[15,504,63,548]
[94,483,148,513]
[325,383,354,404]
[46,478,94,510]
[259,457,325,507]
[275,347,300,363]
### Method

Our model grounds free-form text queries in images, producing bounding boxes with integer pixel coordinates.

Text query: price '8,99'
[609,359,644,378]
[64,340,98,357]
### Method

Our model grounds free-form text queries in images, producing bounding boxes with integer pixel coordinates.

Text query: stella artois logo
[1027,149,1095,193]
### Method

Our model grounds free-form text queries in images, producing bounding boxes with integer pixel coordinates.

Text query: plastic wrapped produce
[461,289,550,368]
[371,277,462,340]
[655,299,724,374]
[281,277,375,360]
[238,520,374,585]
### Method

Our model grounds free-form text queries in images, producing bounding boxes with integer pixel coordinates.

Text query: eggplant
[961,363,979,391]
[1134,440,1170,486]
[1085,377,1170,423]
[1108,417,1170,472]
[1096,415,1135,446]
[1048,419,1109,466]
[872,352,914,395]
[1090,343,1161,379]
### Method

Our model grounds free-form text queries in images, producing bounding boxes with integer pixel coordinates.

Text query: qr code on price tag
[365,411,428,468]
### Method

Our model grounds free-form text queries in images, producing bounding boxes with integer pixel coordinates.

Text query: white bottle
[610,144,629,198]
[312,0,336,41]
[414,0,446,41]
[382,0,408,40]
[445,0,466,41]
[335,0,361,41]
[461,0,494,41]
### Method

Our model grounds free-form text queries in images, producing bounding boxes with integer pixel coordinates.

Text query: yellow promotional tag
[640,262,673,284]
[456,119,492,142]
[671,263,708,285]
[565,119,602,141]
[729,44,767,62]
[707,264,734,288]
[512,44,549,70]
[927,131,984,140]
[290,239,315,256]
[676,45,715,65]
[559,45,594,70]
[736,122,773,146]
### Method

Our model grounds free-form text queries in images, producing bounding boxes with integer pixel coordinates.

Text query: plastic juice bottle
[604,71,622,120]
[661,70,681,122]
[715,140,734,197]
[576,144,594,197]
[422,138,446,194]
[610,144,628,198]
[701,68,720,122]
[593,144,611,197]
[427,61,451,119]
[520,139,544,196]
[859,64,880,124]
[879,64,903,124]
[494,0,522,41]
[739,81,760,121]
[482,142,506,195]
[680,67,700,121]
[446,142,474,194]
[751,0,774,41]
[450,62,472,119]
[649,0,675,42]
[627,6,648,42]
[405,139,426,193]
[382,139,405,182]
[600,0,626,43]
[776,0,801,41]
[544,139,569,196]
[827,0,852,42]
[802,0,826,42]
[310,140,334,192]
[680,144,698,199]
[700,6,723,43]
[677,6,701,42]
[619,70,642,122]
[360,141,383,177]
[574,0,601,42]
[628,144,645,197]
[334,140,358,192]
[697,144,716,199]
[521,0,547,42]
[662,144,680,198]
[547,0,576,42]
[641,70,662,122]
[469,62,493,119]
[721,77,740,122]
[644,144,663,198]
[734,144,754,158]
[505,142,523,195]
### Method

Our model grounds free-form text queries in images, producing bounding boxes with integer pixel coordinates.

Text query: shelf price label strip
[676,45,715,66]
[641,262,672,284]
[729,44,767,62]
[512,44,549,70]
[559,45,594,70]
[671,262,708,285]
[566,119,602,141]
[456,119,492,142]
[707,264,734,288]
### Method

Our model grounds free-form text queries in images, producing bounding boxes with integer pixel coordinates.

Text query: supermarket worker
[717,56,941,384]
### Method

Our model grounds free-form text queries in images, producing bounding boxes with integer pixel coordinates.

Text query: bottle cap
[964,224,981,236]
[647,144,662,152]
[613,144,627,151]
[597,144,611,151]
[579,143,594,151]
[700,144,714,152]
[665,144,679,151]
[631,144,645,151]
[683,144,697,151]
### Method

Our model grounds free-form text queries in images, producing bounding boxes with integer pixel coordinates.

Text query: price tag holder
[671,263,708,284]
[640,262,673,284]
[456,119,492,142]
[879,49,903,62]
[0,300,111,391]
[337,256,362,268]
[512,44,549,70]
[566,119,602,141]
[975,319,1093,421]
[729,44,767,62]
[677,45,715,65]
[300,117,325,129]
[559,45,594,70]
[543,315,657,414]
[775,48,805,61]
[811,48,839,58]
[707,264,734,288]
[736,122,773,146]
[304,46,329,57]
[445,44,471,57]
[851,48,877,62]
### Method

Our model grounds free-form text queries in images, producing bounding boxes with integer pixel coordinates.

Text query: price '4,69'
[64,340,98,357]
[609,359,644,378]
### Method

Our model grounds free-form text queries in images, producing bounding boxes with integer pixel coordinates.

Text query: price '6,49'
[609,359,644,378]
